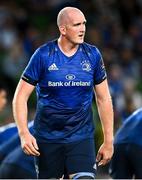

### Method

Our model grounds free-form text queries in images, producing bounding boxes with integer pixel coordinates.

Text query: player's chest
[43,59,94,82]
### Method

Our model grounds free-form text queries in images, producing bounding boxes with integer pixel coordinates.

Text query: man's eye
[74,24,80,26]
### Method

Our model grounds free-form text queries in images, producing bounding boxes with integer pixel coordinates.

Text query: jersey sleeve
[21,48,42,86]
[93,48,107,85]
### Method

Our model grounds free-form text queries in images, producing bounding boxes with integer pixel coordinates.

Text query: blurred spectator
[119,78,142,121]
[0,84,7,112]
[0,15,17,50]
[119,47,140,79]
[2,39,27,95]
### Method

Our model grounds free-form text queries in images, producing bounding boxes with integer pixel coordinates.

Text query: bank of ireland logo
[65,74,76,80]
[81,60,91,72]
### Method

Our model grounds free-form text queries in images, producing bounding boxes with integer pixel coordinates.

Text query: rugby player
[13,7,114,179]
[109,108,142,179]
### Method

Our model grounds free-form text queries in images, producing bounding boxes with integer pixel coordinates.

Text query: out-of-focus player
[0,144,36,179]
[109,108,142,179]
[0,122,36,179]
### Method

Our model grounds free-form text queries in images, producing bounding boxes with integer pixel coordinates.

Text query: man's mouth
[78,34,84,37]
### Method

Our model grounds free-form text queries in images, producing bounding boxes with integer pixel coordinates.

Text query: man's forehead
[67,11,86,23]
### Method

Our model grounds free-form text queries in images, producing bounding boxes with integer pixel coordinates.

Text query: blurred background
[0,0,142,178]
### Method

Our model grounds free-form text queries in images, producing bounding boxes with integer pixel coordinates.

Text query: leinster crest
[81,60,91,72]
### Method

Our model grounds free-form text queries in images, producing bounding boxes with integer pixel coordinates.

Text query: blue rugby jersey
[22,40,107,143]
[0,122,33,163]
[2,146,36,176]
[0,123,17,145]
[0,121,33,145]
[114,108,142,147]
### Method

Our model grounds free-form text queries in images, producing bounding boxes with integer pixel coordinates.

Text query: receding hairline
[57,7,85,27]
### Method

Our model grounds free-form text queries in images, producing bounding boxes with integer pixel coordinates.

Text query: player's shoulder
[82,42,100,53]
[124,108,142,125]
[36,39,57,55]
[0,123,16,133]
[82,42,102,60]
[131,108,142,119]
[82,42,102,62]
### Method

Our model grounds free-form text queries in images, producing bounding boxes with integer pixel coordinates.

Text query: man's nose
[80,24,85,32]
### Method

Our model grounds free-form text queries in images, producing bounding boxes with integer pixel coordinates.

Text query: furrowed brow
[73,21,86,26]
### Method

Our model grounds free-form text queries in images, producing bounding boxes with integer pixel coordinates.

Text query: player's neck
[58,37,79,57]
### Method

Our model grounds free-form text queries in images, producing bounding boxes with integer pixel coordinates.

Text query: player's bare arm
[13,79,40,156]
[94,79,114,166]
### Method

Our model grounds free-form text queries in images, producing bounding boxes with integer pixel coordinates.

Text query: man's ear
[59,25,66,35]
